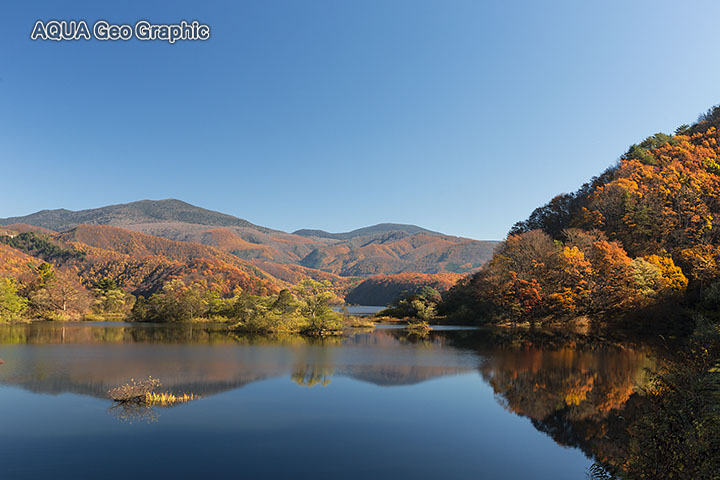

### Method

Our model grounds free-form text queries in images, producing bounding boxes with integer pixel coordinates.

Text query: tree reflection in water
[0,322,669,473]
[432,328,663,474]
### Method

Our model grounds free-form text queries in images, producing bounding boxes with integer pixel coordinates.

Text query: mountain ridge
[0,199,275,233]
[293,223,442,240]
[0,200,480,241]
[0,199,498,278]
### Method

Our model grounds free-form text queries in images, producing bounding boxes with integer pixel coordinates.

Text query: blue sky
[1,0,719,240]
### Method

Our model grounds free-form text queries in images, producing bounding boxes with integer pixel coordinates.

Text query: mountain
[293,223,440,240]
[1,200,498,279]
[0,199,273,233]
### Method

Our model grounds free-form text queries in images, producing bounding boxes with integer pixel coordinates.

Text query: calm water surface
[0,323,654,479]
[335,305,386,316]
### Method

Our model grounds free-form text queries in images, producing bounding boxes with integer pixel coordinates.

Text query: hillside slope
[0,243,46,278]
[441,105,720,322]
[1,201,498,277]
[299,232,497,276]
[1,226,285,297]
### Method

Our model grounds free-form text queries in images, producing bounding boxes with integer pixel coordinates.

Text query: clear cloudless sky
[1,0,720,240]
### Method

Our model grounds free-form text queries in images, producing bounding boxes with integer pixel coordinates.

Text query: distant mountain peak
[293,223,441,240]
[0,199,271,233]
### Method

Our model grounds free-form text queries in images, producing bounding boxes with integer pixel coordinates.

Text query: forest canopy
[441,106,720,324]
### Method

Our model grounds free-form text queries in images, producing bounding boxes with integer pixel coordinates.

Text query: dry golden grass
[108,377,200,407]
[145,392,199,406]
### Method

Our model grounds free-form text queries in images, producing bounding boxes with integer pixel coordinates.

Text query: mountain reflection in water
[0,322,657,479]
[0,323,481,397]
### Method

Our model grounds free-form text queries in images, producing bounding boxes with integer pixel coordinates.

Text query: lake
[335,305,386,316]
[0,322,654,479]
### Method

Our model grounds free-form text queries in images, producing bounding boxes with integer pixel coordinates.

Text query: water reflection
[107,402,159,424]
[439,329,658,469]
[0,322,658,477]
[0,323,480,399]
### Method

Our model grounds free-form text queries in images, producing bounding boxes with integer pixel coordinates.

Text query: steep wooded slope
[442,105,720,321]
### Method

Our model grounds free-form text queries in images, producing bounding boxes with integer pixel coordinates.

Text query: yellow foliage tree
[644,255,688,292]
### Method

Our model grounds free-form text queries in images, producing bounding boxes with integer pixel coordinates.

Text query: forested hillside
[0,222,483,322]
[0,201,497,278]
[0,226,285,317]
[298,232,496,276]
[441,106,720,323]
[0,226,350,329]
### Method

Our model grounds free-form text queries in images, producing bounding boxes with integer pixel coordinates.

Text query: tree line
[0,258,348,336]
